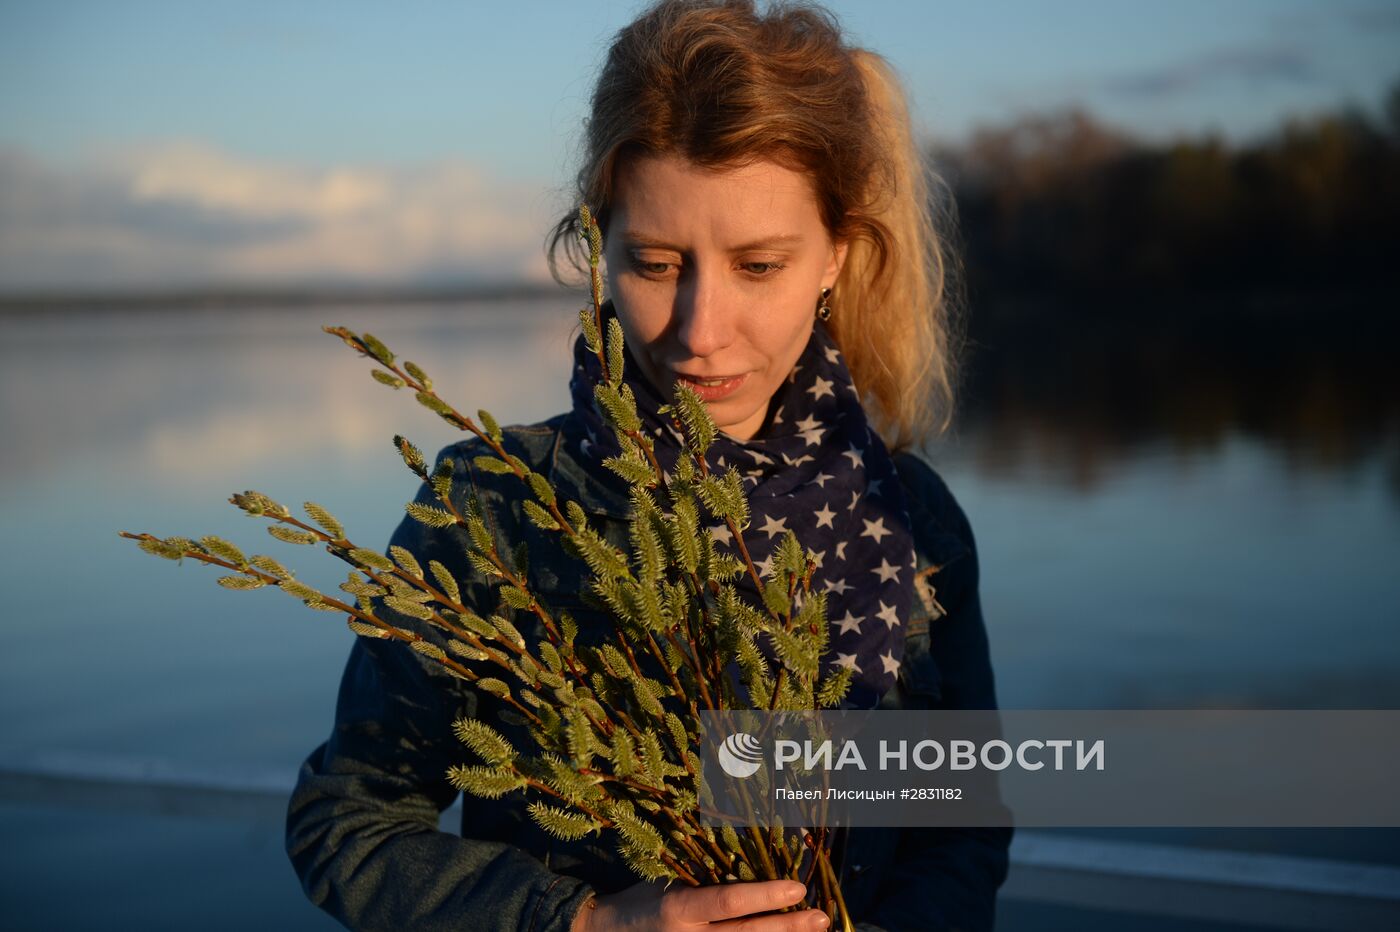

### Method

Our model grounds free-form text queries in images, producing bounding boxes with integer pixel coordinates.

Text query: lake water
[1,297,1397,927]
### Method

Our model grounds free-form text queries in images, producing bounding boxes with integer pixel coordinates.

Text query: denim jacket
[285,410,1012,931]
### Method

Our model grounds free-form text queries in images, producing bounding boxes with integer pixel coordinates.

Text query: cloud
[1103,44,1320,100]
[0,142,556,291]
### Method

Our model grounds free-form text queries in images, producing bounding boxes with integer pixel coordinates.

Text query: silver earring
[816,287,832,321]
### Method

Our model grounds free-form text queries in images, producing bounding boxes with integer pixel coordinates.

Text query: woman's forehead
[611,153,826,243]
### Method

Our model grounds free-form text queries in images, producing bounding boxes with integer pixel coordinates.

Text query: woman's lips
[672,371,749,401]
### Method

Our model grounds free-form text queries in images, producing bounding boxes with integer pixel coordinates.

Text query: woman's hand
[571,879,830,931]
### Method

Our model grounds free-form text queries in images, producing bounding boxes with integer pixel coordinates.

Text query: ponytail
[830,51,959,452]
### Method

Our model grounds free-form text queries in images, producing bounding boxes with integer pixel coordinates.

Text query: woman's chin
[711,403,771,442]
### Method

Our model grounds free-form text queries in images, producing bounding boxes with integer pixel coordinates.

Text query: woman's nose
[673,268,734,359]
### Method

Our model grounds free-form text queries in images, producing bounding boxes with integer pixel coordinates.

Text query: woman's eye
[632,258,676,277]
[740,261,785,276]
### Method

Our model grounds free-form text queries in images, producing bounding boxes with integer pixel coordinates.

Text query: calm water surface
[2,297,1397,776]
[3,298,1398,928]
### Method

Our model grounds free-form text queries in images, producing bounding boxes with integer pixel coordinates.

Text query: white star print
[709,525,733,546]
[876,600,900,629]
[824,346,841,364]
[880,651,900,675]
[835,652,862,673]
[754,554,775,578]
[813,472,834,488]
[835,540,848,561]
[782,452,813,468]
[813,504,836,529]
[861,517,891,544]
[793,415,824,447]
[824,577,852,595]
[787,363,803,384]
[847,490,861,512]
[807,376,834,400]
[872,558,901,583]
[750,450,774,465]
[772,405,784,424]
[758,514,789,539]
[809,549,826,569]
[834,610,864,635]
[841,445,864,469]
[867,478,883,497]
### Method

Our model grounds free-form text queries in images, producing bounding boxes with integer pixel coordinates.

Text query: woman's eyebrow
[621,231,805,251]
[620,231,682,250]
[730,233,805,251]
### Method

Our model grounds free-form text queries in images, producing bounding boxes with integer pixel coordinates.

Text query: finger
[665,880,807,924]
[713,907,831,932]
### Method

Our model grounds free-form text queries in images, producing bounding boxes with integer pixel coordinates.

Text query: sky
[1,0,1396,293]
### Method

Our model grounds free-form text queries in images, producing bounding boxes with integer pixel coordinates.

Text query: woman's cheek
[616,283,672,343]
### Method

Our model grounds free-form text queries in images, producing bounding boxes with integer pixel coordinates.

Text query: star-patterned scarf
[568,304,916,709]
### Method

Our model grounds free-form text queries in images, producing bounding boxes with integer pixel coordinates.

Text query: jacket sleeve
[863,461,1014,932]
[284,453,597,931]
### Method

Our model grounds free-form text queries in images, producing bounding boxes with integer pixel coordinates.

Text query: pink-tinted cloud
[0,142,557,291]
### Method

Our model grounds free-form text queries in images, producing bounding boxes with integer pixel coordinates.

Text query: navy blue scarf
[568,308,915,708]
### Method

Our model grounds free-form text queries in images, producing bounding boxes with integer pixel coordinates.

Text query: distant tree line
[925,85,1399,485]
[933,80,1400,299]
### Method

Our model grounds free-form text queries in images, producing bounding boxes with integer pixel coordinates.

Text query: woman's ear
[823,240,849,289]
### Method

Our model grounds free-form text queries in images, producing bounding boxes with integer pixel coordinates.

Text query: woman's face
[603,154,847,441]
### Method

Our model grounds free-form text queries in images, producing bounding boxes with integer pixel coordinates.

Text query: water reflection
[0,299,580,490]
[0,297,1396,777]
[953,292,1399,501]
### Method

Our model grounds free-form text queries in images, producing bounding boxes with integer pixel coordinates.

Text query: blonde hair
[550,0,959,451]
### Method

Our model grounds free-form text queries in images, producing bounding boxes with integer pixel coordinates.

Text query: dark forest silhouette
[926,83,1400,496]
[935,81,1400,298]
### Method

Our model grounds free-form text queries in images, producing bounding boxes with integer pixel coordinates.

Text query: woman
[286,2,1010,929]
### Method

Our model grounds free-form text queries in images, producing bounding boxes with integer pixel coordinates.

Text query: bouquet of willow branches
[122,207,856,929]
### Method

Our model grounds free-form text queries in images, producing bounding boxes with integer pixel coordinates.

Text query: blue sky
[1,0,1396,291]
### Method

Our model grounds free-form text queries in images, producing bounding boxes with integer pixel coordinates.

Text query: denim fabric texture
[285,410,1012,931]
